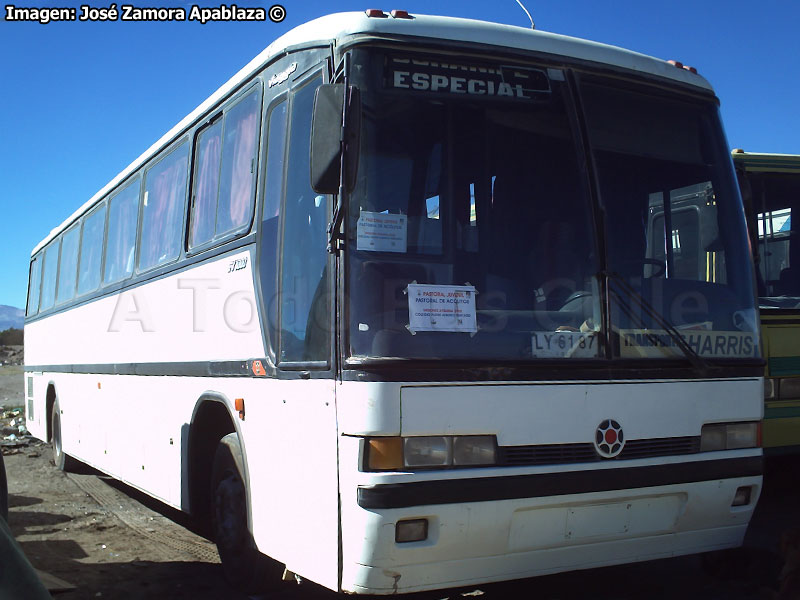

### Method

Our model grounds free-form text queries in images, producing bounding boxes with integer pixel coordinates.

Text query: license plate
[531,331,597,358]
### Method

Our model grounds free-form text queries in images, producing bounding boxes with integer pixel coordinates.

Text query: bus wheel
[51,402,78,472]
[211,433,282,593]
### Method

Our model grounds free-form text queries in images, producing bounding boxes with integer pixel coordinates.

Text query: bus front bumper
[340,456,762,595]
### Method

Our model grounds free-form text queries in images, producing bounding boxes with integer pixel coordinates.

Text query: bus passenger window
[190,88,262,248]
[39,241,60,312]
[217,89,260,236]
[77,204,106,296]
[104,179,140,285]
[139,142,189,271]
[56,226,80,305]
[190,120,223,247]
[27,255,42,316]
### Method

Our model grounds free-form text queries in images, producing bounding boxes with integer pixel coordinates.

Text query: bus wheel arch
[187,397,237,534]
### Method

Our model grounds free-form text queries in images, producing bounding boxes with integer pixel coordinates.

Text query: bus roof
[33,11,714,255]
[732,150,800,173]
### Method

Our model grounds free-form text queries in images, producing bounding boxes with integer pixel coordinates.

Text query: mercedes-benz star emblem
[595,419,625,458]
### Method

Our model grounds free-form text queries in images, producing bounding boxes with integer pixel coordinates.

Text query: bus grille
[499,436,701,466]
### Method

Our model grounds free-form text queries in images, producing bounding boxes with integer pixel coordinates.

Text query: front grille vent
[499,436,701,467]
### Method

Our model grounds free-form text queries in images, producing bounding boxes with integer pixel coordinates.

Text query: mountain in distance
[0,305,24,332]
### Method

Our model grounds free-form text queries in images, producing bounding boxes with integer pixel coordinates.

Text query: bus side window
[190,120,223,247]
[104,179,140,285]
[56,225,80,305]
[139,141,190,271]
[27,255,42,316]
[77,204,106,296]
[217,89,261,236]
[190,87,262,248]
[279,75,329,364]
[39,241,60,312]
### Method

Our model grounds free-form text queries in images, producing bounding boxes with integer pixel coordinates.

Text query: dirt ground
[2,363,799,599]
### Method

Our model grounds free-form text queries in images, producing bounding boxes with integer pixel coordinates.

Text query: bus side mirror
[310,83,361,195]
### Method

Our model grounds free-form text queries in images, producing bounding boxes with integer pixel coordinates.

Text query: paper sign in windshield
[619,329,758,358]
[531,331,598,358]
[357,211,407,253]
[407,284,477,334]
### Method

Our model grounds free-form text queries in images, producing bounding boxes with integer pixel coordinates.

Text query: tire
[51,402,78,472]
[211,433,282,594]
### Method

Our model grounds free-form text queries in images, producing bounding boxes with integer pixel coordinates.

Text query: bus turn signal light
[235,398,245,421]
[367,437,403,470]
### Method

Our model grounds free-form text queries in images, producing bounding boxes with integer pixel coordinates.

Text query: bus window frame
[135,136,191,275]
[186,80,264,258]
[255,90,290,367]
[103,175,142,288]
[276,64,335,372]
[77,200,108,298]
[55,223,81,307]
[38,238,61,314]
[26,253,43,317]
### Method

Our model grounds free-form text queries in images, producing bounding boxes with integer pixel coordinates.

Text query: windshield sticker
[357,211,407,253]
[619,330,758,358]
[386,56,550,100]
[531,331,598,358]
[407,284,477,334]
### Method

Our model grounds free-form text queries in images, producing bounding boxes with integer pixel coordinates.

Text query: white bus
[24,11,763,595]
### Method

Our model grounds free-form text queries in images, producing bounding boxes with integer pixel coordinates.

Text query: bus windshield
[346,52,758,363]
[747,170,800,308]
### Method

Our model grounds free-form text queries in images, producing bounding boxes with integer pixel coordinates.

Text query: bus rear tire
[211,433,282,594]
[51,402,78,472]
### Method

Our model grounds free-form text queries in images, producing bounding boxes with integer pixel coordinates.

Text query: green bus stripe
[769,356,800,376]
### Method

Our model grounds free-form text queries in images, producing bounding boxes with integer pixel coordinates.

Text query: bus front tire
[51,402,78,472]
[211,433,282,594]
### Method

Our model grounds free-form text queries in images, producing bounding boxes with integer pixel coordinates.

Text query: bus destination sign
[386,56,551,100]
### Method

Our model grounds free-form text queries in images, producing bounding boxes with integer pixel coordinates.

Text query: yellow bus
[734,150,800,453]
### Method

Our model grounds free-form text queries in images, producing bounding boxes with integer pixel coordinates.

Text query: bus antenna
[515,0,535,29]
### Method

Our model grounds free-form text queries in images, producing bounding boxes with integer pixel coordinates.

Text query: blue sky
[1,0,798,309]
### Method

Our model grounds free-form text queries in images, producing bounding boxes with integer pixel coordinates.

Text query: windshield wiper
[603,271,712,375]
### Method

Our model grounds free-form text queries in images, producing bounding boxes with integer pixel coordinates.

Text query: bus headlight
[700,422,760,452]
[366,435,497,470]
[404,437,451,467]
[453,436,497,465]
[780,378,800,400]
[764,377,800,400]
